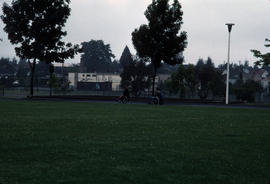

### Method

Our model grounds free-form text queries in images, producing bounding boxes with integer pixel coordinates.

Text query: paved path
[2,96,270,110]
[25,97,270,110]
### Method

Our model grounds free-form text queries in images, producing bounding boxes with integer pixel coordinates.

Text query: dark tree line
[165,58,264,102]
[119,46,179,98]
[1,0,188,98]
[165,58,225,100]
[1,0,264,103]
[0,57,79,93]
[120,56,151,97]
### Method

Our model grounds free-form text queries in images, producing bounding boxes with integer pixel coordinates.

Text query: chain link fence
[1,85,269,104]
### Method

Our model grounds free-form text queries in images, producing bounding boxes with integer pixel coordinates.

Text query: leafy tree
[208,69,226,98]
[0,57,16,75]
[0,57,17,87]
[1,0,79,97]
[120,57,151,97]
[80,40,115,73]
[16,59,29,87]
[169,64,186,98]
[47,74,70,94]
[43,41,80,97]
[251,38,270,66]
[184,64,197,98]
[110,60,121,73]
[132,0,187,95]
[119,46,133,68]
[165,64,196,98]
[167,59,224,100]
[47,73,58,94]
[195,58,221,100]
[55,77,71,94]
[234,80,263,103]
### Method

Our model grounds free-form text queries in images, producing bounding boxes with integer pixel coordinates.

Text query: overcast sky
[0,0,270,66]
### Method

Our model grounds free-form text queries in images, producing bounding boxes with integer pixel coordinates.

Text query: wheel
[122,96,128,104]
[152,97,159,105]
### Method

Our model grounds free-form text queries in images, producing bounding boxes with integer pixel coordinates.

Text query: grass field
[0,100,269,184]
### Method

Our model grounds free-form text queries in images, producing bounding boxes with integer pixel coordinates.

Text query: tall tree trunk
[28,59,36,98]
[49,64,54,97]
[152,66,157,96]
[50,72,52,97]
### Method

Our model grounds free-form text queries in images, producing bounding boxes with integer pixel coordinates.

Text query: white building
[68,73,121,91]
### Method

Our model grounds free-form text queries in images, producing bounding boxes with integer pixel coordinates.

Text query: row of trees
[78,0,269,102]
[119,49,264,102]
[164,58,264,102]
[1,0,187,96]
[1,53,263,102]
[1,0,188,97]
[2,0,269,101]
[0,58,29,87]
[165,58,225,100]
[79,0,188,97]
[0,57,76,93]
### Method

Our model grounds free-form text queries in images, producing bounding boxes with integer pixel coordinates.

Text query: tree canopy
[234,80,263,103]
[120,57,151,97]
[1,0,76,61]
[1,0,79,96]
[251,38,270,66]
[119,46,133,68]
[195,58,219,100]
[80,40,116,73]
[166,58,225,100]
[132,0,187,95]
[165,64,197,98]
[0,57,16,75]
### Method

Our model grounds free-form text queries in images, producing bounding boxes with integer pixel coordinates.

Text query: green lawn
[0,100,269,184]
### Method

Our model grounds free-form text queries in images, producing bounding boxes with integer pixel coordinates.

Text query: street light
[225,23,235,105]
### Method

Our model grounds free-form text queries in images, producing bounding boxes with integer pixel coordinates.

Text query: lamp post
[225,23,235,105]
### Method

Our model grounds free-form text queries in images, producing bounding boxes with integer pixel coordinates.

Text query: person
[149,87,164,105]
[156,87,164,105]
[120,87,130,103]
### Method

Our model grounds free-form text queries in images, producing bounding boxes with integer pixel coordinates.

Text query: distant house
[221,66,270,92]
[68,72,171,91]
[243,69,270,91]
[247,69,268,82]
[68,73,121,91]
[157,74,171,83]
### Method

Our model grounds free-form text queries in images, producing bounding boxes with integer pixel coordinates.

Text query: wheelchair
[149,96,160,105]
[118,95,129,104]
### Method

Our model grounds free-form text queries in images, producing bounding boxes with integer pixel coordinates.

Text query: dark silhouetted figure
[119,87,130,104]
[156,87,164,105]
[149,87,164,105]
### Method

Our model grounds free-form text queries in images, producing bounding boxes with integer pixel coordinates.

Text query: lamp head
[226,23,235,33]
